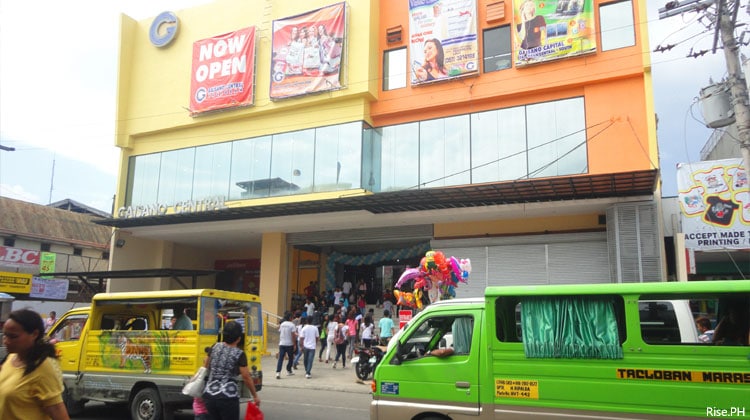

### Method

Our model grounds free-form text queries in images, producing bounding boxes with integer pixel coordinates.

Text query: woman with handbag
[203,321,260,420]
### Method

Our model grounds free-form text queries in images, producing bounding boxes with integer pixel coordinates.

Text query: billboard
[512,0,596,67]
[677,159,750,250]
[409,0,479,86]
[190,26,257,115]
[270,3,346,99]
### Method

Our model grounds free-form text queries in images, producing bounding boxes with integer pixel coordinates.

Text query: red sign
[0,246,40,267]
[190,26,257,115]
[399,309,413,329]
[270,2,346,99]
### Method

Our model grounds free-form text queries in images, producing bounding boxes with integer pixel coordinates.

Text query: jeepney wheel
[63,385,85,417]
[130,387,163,420]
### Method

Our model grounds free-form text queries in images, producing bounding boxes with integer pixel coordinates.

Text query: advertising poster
[677,159,750,250]
[270,3,346,99]
[30,277,69,300]
[190,26,257,115]
[512,0,596,67]
[409,0,478,86]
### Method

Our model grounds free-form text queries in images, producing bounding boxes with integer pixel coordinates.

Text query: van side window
[639,294,749,346]
[398,315,473,360]
[495,295,625,359]
[49,314,88,342]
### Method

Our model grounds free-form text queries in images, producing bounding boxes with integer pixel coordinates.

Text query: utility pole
[716,1,750,181]
[659,0,750,182]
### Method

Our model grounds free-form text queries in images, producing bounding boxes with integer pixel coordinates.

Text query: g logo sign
[150,11,179,48]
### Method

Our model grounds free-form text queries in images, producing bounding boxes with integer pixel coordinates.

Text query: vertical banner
[270,2,346,99]
[409,0,478,86]
[190,26,257,115]
[677,159,750,250]
[512,0,596,67]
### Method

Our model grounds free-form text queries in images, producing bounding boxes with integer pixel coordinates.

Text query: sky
[0,1,745,214]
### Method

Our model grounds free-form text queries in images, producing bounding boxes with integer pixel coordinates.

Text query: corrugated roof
[0,196,112,249]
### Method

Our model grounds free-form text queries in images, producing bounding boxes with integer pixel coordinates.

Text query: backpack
[333,326,346,345]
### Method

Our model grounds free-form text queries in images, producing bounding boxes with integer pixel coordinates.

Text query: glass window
[157,148,195,204]
[600,0,635,51]
[271,129,315,196]
[397,315,474,361]
[49,314,88,342]
[483,26,512,72]
[420,116,471,188]
[383,48,407,90]
[314,122,362,192]
[230,136,272,200]
[128,153,161,206]
[471,106,527,183]
[379,123,420,191]
[193,142,232,200]
[527,97,587,178]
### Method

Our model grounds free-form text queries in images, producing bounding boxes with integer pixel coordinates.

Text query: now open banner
[677,158,750,250]
[190,26,257,115]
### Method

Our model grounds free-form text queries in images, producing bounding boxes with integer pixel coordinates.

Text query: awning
[37,268,222,295]
[96,170,658,228]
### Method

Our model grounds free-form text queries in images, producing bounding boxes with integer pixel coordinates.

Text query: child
[193,347,211,420]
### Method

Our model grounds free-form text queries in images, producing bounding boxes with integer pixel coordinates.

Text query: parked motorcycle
[352,345,385,380]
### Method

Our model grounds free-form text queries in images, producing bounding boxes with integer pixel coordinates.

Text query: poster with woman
[409,0,479,86]
[513,0,597,67]
[270,3,346,99]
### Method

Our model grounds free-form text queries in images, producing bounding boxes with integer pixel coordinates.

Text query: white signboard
[30,277,69,300]
[677,158,749,250]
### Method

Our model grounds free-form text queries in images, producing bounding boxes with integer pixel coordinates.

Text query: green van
[370,280,749,419]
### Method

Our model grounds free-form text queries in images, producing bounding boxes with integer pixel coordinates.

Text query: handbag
[245,401,264,420]
[181,366,208,398]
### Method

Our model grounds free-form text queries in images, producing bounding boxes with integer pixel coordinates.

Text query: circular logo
[195,87,207,103]
[273,71,286,83]
[466,61,477,71]
[149,11,179,48]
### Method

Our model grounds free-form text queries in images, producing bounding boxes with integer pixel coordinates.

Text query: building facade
[100,0,664,318]
[0,197,112,303]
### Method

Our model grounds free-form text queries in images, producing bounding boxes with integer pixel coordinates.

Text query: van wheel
[63,385,85,417]
[130,387,163,420]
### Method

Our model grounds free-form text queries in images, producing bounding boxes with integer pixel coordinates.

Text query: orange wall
[372,0,655,174]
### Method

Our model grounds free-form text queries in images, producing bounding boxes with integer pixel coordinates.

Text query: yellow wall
[115,0,379,210]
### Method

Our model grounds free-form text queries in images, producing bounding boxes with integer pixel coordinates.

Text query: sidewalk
[260,352,372,394]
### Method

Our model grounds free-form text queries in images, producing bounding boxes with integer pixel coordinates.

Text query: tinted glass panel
[600,0,635,51]
[483,26,512,72]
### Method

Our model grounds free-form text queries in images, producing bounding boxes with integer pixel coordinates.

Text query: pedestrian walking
[378,309,396,345]
[203,321,260,420]
[299,317,319,378]
[275,311,297,379]
[325,314,339,363]
[318,314,329,362]
[0,308,70,420]
[332,318,348,369]
[345,311,358,360]
[361,314,375,348]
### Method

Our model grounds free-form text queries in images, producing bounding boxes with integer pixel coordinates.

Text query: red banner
[270,2,346,99]
[0,246,41,267]
[190,26,257,115]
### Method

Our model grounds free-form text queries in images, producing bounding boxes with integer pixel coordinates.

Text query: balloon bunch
[393,250,471,309]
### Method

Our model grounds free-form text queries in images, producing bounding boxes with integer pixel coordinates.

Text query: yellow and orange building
[100,0,664,317]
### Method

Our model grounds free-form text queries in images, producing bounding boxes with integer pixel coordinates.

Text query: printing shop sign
[677,158,750,250]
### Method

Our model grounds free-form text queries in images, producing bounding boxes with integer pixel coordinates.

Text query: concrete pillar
[259,232,287,319]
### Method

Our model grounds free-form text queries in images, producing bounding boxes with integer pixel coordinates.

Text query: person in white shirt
[304,298,315,318]
[299,317,319,379]
[360,314,375,348]
[275,312,297,379]
[341,280,352,296]
[44,311,57,333]
[325,314,340,363]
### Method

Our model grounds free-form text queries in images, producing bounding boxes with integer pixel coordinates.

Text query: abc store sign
[0,246,40,267]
